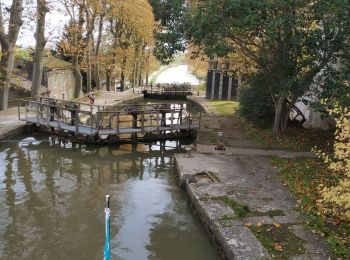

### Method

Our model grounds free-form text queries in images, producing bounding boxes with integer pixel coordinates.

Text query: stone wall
[47,69,75,100]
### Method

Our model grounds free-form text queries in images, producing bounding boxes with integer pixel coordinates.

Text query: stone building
[11,56,75,102]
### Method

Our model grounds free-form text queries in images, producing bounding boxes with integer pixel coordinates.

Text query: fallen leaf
[273,223,281,228]
[273,243,283,252]
[332,217,341,225]
[256,222,262,227]
[244,223,252,227]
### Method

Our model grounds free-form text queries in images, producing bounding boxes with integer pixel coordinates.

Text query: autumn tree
[106,0,155,91]
[59,0,85,97]
[0,0,23,110]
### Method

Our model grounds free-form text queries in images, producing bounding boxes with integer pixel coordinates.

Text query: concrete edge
[175,155,271,260]
[110,95,143,106]
[0,124,28,141]
[187,96,208,113]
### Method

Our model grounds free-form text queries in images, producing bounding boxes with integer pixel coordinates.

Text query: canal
[0,134,220,260]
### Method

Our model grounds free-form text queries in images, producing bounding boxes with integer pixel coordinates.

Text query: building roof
[18,55,72,70]
[43,56,72,70]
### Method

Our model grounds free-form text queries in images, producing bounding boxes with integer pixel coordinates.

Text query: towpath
[175,93,333,259]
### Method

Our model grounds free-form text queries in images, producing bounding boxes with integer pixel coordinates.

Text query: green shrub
[239,74,275,127]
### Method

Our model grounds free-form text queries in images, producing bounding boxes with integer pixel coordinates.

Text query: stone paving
[0,107,27,140]
[76,89,143,106]
[177,94,333,259]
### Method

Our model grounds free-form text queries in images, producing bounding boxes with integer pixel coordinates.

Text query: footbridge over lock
[18,97,202,143]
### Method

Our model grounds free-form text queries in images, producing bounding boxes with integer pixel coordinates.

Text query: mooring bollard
[185,146,193,157]
[215,131,225,150]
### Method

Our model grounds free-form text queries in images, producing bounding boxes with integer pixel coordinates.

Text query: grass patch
[203,101,333,152]
[252,210,285,218]
[212,196,285,219]
[271,157,350,258]
[207,101,240,116]
[243,122,334,152]
[212,196,250,219]
[250,224,306,258]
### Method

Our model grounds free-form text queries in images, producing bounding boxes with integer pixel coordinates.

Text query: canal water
[0,135,220,260]
[155,65,200,85]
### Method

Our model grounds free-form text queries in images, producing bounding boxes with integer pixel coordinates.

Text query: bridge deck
[19,97,201,140]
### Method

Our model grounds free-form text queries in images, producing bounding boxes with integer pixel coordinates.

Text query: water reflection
[0,135,219,260]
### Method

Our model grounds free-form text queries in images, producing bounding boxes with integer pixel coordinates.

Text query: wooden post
[75,110,79,134]
[141,112,145,133]
[170,111,174,130]
[179,105,183,125]
[25,101,28,122]
[90,110,93,135]
[96,112,100,135]
[161,111,166,126]
[36,102,40,124]
[116,113,120,135]
[17,102,20,120]
[108,114,112,129]
[156,112,160,131]
[46,103,50,127]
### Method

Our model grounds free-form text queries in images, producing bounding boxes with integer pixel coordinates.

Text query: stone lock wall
[206,70,238,100]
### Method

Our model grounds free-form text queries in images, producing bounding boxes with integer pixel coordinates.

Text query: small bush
[315,102,350,222]
[239,74,275,127]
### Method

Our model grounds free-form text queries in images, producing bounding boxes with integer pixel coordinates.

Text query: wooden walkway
[18,97,201,141]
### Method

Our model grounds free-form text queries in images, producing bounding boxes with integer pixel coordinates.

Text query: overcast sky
[2,0,69,48]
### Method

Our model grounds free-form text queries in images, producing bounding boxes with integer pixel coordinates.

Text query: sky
[2,0,69,48]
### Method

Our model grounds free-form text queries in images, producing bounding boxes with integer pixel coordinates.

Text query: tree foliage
[186,0,350,134]
[316,101,350,222]
[149,0,187,64]
[54,0,158,94]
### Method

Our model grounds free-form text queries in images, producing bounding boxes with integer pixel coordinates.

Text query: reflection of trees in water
[1,137,181,259]
[3,148,25,258]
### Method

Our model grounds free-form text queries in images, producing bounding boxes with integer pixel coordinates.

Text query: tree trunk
[73,55,83,98]
[0,46,14,110]
[72,3,84,98]
[106,67,111,91]
[31,0,47,100]
[273,96,291,135]
[85,6,96,91]
[0,0,23,110]
[120,55,127,92]
[146,71,149,86]
[94,13,104,90]
[138,72,142,86]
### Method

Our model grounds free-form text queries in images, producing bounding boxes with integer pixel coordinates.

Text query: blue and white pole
[104,195,111,260]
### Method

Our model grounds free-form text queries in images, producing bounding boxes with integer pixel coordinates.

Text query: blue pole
[104,195,110,260]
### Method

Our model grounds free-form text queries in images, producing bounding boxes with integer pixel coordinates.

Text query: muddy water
[0,135,219,260]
